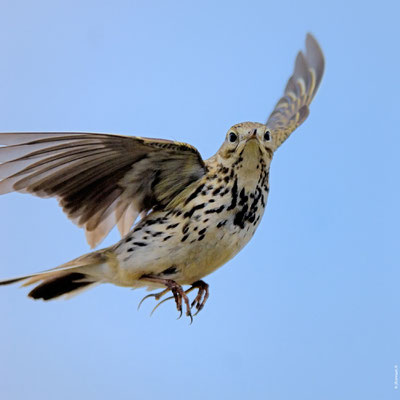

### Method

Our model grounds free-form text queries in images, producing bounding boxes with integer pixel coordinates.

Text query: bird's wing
[0,132,206,247]
[266,33,325,151]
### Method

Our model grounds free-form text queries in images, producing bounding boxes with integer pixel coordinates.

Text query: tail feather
[0,271,96,300]
[0,276,28,286]
[28,272,94,300]
[0,249,110,300]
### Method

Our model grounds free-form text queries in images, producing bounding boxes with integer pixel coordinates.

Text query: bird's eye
[264,131,271,141]
[229,132,238,143]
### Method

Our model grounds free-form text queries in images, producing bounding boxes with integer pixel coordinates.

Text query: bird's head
[215,122,274,167]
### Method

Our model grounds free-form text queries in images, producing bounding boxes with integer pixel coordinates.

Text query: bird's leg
[139,275,193,323]
[189,280,209,315]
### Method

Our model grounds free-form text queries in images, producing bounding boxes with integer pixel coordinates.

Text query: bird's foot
[189,280,209,316]
[138,276,193,323]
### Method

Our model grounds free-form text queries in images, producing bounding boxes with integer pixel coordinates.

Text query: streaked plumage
[0,34,325,320]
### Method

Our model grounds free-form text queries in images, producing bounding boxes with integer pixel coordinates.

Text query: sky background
[0,1,399,399]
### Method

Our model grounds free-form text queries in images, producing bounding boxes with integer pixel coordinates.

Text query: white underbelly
[112,180,268,287]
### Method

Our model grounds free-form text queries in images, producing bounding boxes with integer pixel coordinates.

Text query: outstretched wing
[0,132,206,247]
[266,33,325,151]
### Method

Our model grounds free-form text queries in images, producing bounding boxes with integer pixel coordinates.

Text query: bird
[0,33,324,321]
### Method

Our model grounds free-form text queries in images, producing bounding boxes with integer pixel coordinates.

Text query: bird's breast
[168,166,270,282]
[113,164,270,286]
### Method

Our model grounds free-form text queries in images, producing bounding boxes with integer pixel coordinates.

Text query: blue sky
[0,1,399,399]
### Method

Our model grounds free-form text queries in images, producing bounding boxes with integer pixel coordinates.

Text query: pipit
[0,34,324,322]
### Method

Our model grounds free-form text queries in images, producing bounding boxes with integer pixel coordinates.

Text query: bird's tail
[0,250,112,300]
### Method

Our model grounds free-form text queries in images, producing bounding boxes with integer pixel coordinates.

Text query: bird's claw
[138,277,208,324]
[137,289,169,310]
[149,295,174,316]
[189,280,209,316]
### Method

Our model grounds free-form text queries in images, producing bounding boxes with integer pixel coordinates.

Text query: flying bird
[0,34,324,321]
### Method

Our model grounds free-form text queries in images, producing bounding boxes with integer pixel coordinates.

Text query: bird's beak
[246,129,258,142]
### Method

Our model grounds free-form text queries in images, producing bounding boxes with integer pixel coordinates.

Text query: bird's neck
[207,151,271,193]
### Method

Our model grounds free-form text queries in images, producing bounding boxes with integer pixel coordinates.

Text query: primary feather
[0,132,206,247]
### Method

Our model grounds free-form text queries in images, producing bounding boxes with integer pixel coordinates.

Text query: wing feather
[116,202,139,237]
[266,33,325,150]
[0,132,205,247]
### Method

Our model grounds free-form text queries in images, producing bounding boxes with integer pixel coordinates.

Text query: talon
[138,275,208,322]
[172,290,182,314]
[193,305,204,316]
[191,289,204,309]
[150,295,174,316]
[188,280,209,316]
[137,288,169,310]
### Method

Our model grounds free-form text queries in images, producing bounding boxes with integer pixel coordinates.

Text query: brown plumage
[0,34,325,319]
[0,133,206,247]
[267,33,324,150]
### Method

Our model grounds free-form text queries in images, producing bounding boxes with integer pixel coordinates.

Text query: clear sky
[0,1,399,399]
